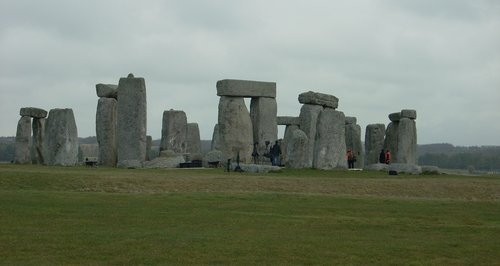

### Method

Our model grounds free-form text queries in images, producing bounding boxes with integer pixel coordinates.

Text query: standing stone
[15,116,32,164]
[95,84,118,99]
[146,135,152,161]
[313,108,346,169]
[281,124,299,165]
[216,96,253,163]
[160,110,187,154]
[396,118,417,164]
[43,108,79,166]
[96,97,117,167]
[285,128,309,169]
[384,121,399,163]
[250,97,277,159]
[364,124,385,166]
[116,74,147,168]
[345,116,363,168]
[31,118,45,164]
[211,124,220,151]
[299,104,323,168]
[186,123,202,154]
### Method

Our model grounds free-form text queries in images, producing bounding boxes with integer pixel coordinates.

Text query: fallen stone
[43,108,79,166]
[15,116,32,164]
[401,109,417,120]
[144,156,185,169]
[20,107,47,118]
[230,163,281,173]
[277,116,300,126]
[298,91,339,109]
[95,84,118,98]
[216,79,276,98]
[388,163,422,175]
[313,108,346,169]
[117,159,144,169]
[364,163,389,171]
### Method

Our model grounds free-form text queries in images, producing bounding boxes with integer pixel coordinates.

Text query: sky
[1,0,499,146]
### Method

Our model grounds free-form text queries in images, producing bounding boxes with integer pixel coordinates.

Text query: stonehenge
[364,124,386,165]
[15,107,48,164]
[345,116,363,168]
[43,108,79,166]
[96,97,117,167]
[160,110,188,154]
[15,116,32,164]
[385,109,417,164]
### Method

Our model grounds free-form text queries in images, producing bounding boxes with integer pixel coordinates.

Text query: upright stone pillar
[186,123,201,155]
[43,108,79,166]
[160,110,187,154]
[285,128,309,169]
[250,97,278,159]
[365,124,385,165]
[211,124,220,151]
[15,116,32,164]
[146,135,152,161]
[299,104,323,167]
[282,124,299,165]
[313,108,347,169]
[396,110,417,164]
[216,96,253,163]
[96,97,117,167]
[31,118,45,164]
[116,74,147,168]
[345,116,363,168]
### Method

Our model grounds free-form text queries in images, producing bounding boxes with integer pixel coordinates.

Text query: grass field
[1,164,499,265]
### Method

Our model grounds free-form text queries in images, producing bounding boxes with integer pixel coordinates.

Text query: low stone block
[230,163,281,173]
[20,107,47,118]
[277,116,300,125]
[298,91,339,109]
[388,163,422,175]
[401,109,417,120]
[144,156,185,169]
[388,112,401,122]
[216,79,276,98]
[96,84,118,98]
[364,163,389,171]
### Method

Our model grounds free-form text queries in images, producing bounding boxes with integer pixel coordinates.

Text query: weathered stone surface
[216,79,276,98]
[96,84,118,99]
[31,118,45,164]
[15,116,32,164]
[396,118,417,164]
[345,116,357,125]
[216,96,253,163]
[388,163,422,175]
[345,119,363,168]
[159,149,177,158]
[298,91,339,109]
[146,135,152,161]
[43,108,79,166]
[364,163,389,171]
[211,124,220,151]
[160,110,187,154]
[186,123,201,154]
[116,74,147,168]
[299,104,323,168]
[20,107,47,118]
[313,108,347,169]
[277,116,300,126]
[230,163,281,173]
[281,124,299,165]
[117,160,143,169]
[285,128,309,169]
[384,121,399,163]
[78,144,99,162]
[96,97,117,167]
[144,156,185,169]
[401,109,417,120]
[388,112,401,122]
[364,124,385,166]
[203,150,223,167]
[250,97,277,159]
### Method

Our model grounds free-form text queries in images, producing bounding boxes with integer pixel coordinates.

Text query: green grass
[1,164,499,265]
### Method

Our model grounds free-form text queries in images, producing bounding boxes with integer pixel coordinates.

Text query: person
[346,149,355,169]
[379,149,385,164]
[252,142,259,164]
[385,149,391,164]
[270,140,281,166]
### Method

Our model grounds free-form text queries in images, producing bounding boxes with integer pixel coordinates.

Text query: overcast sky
[1,0,499,146]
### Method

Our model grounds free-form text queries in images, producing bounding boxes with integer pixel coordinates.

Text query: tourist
[346,149,355,169]
[270,140,281,166]
[385,150,391,164]
[379,149,385,164]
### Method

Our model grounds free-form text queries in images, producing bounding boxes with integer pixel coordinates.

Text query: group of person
[252,140,282,166]
[346,148,391,169]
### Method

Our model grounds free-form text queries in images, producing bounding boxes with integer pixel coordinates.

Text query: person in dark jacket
[270,141,281,166]
[379,149,385,164]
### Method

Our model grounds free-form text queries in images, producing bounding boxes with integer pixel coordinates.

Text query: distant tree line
[418,143,500,171]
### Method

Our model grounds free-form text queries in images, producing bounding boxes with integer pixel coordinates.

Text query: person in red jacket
[385,150,391,164]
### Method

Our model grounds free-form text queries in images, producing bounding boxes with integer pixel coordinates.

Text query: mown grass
[1,164,499,265]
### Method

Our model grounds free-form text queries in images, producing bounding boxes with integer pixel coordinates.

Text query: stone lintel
[20,107,48,118]
[345,116,357,125]
[96,84,118,98]
[388,112,401,122]
[277,116,300,126]
[298,91,339,109]
[216,79,276,98]
[401,109,417,120]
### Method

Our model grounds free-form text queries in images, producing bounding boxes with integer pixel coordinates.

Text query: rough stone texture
[144,156,185,169]
[216,96,253,163]
[281,124,299,165]
[388,163,422,175]
[285,128,309,169]
[15,116,32,164]
[364,163,389,171]
[96,84,118,99]
[216,79,276,98]
[160,110,187,154]
[299,104,323,168]
[116,74,147,168]
[230,163,281,173]
[345,118,363,168]
[401,109,417,120]
[313,108,347,169]
[388,112,401,122]
[78,144,99,162]
[364,124,385,166]
[146,135,152,161]
[203,150,223,167]
[159,149,177,158]
[250,97,277,159]
[345,116,357,125]
[31,118,45,164]
[396,118,417,164]
[20,107,48,119]
[43,108,79,166]
[421,165,440,174]
[298,91,339,109]
[96,97,117,167]
[277,116,300,126]
[384,121,399,163]
[211,124,220,151]
[186,123,202,154]
[116,160,143,169]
